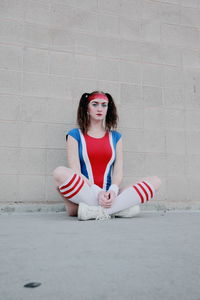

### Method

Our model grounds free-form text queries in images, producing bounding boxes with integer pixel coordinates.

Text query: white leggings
[58,172,155,215]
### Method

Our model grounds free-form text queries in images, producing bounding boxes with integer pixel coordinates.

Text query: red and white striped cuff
[59,174,84,199]
[133,181,155,203]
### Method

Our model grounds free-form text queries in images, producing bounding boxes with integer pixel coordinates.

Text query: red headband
[87,93,109,102]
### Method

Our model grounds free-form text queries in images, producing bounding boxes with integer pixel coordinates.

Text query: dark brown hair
[77,91,118,134]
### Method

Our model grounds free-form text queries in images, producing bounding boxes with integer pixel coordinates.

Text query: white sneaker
[78,203,111,221]
[113,205,140,218]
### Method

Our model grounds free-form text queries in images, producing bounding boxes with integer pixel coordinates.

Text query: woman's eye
[102,104,108,108]
[92,103,97,107]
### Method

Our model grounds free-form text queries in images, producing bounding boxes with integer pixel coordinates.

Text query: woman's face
[87,98,108,122]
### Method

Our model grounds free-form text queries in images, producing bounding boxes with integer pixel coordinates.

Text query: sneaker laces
[96,208,111,221]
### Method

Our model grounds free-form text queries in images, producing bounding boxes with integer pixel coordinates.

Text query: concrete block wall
[1,0,200,210]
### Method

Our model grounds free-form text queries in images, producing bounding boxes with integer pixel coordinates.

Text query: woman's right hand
[98,191,112,208]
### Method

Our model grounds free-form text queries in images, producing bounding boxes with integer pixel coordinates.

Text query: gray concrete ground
[0,211,200,300]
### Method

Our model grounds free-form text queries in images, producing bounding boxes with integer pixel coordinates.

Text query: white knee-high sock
[58,173,100,206]
[106,180,155,215]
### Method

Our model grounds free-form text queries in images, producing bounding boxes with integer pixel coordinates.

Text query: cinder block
[184,88,200,109]
[120,40,141,62]
[98,0,120,13]
[23,72,49,97]
[98,14,119,37]
[141,42,163,64]
[142,0,160,20]
[159,0,179,4]
[97,37,120,59]
[181,0,199,7]
[123,151,145,176]
[179,26,199,48]
[161,24,181,46]
[0,175,19,202]
[182,48,200,68]
[19,175,45,202]
[76,0,98,10]
[74,55,96,79]
[19,148,46,174]
[73,8,98,33]
[163,87,184,108]
[163,66,183,88]
[0,122,20,147]
[144,129,165,153]
[166,176,189,202]
[166,154,186,176]
[182,69,199,90]
[143,86,162,107]
[0,45,22,71]
[45,175,64,202]
[0,95,20,120]
[50,0,72,6]
[186,131,200,155]
[71,78,98,101]
[141,20,161,43]
[120,83,142,106]
[120,105,143,129]
[120,17,141,41]
[24,1,51,26]
[144,153,166,177]
[20,96,48,122]
[120,61,141,84]
[46,149,67,175]
[0,19,23,44]
[180,6,200,27]
[144,107,164,129]
[0,70,21,94]
[164,109,185,130]
[186,110,200,130]
[75,32,97,56]
[20,122,46,148]
[49,51,74,76]
[161,46,182,66]
[162,23,198,48]
[0,0,25,21]
[48,75,72,99]
[47,124,71,149]
[23,48,49,73]
[122,128,144,152]
[142,64,163,86]
[160,3,180,24]
[50,4,74,29]
[50,28,74,52]
[23,23,51,47]
[186,155,200,175]
[166,130,186,154]
[46,98,74,124]
[120,0,142,19]
[0,148,20,174]
[188,176,200,202]
[97,58,119,81]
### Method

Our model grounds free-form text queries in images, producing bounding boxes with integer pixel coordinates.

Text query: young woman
[53,91,161,220]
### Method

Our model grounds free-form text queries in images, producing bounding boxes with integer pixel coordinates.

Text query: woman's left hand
[106,190,117,206]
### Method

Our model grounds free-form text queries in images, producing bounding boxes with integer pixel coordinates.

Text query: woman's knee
[144,176,161,191]
[53,166,73,187]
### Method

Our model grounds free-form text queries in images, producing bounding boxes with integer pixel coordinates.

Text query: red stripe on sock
[61,176,81,196]
[133,185,144,203]
[60,174,76,191]
[138,183,149,202]
[67,180,84,199]
[142,181,154,198]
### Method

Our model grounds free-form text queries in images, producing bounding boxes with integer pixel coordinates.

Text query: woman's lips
[96,114,102,116]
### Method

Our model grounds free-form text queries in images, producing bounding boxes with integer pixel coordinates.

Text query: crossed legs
[53,166,161,217]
